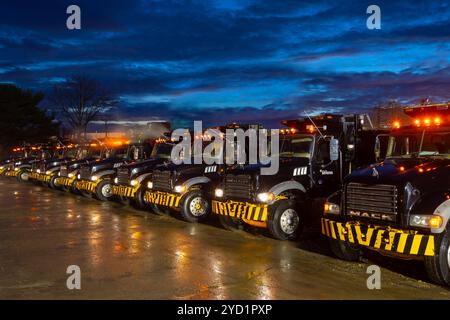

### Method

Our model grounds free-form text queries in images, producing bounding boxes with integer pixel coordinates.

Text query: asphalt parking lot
[0,179,449,299]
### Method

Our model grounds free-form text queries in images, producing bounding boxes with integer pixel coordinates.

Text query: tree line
[0,75,117,155]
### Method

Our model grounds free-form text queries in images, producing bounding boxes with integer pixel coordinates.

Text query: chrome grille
[346,183,398,223]
[59,165,68,177]
[152,170,172,191]
[117,168,130,185]
[79,166,91,180]
[224,174,252,200]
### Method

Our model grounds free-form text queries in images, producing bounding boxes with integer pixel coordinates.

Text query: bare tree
[50,75,118,139]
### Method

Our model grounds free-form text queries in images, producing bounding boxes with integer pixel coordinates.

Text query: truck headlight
[68,173,74,178]
[174,185,186,193]
[36,169,41,173]
[45,170,51,175]
[257,192,274,203]
[14,167,19,171]
[114,177,118,184]
[91,175,99,182]
[77,174,81,179]
[324,202,340,215]
[130,179,139,187]
[215,188,224,197]
[410,215,443,229]
[147,181,153,189]
[0,166,4,170]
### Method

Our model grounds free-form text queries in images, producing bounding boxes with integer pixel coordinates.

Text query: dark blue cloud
[0,0,449,128]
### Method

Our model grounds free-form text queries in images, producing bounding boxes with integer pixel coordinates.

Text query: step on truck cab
[143,123,262,223]
[322,103,450,286]
[212,114,386,240]
[106,138,174,204]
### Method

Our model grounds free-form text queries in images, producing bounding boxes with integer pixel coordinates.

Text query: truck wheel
[134,187,147,209]
[48,174,59,189]
[17,170,29,182]
[219,215,243,231]
[95,180,113,201]
[267,199,302,240]
[180,190,210,223]
[424,227,450,286]
[151,204,170,216]
[328,238,361,261]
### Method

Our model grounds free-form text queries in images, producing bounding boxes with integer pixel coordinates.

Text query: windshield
[386,130,450,159]
[278,135,314,159]
[151,143,173,160]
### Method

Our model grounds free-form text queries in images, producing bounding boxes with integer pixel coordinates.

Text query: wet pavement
[0,179,449,300]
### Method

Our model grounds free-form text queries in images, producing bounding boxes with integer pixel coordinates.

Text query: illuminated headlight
[15,162,21,165]
[324,202,340,215]
[14,167,19,171]
[91,175,99,182]
[0,166,3,170]
[174,185,186,193]
[68,173,75,178]
[215,188,224,198]
[130,179,139,187]
[36,169,41,173]
[77,174,81,179]
[45,170,51,175]
[114,177,118,184]
[147,181,153,189]
[58,172,61,176]
[257,192,274,203]
[409,215,443,229]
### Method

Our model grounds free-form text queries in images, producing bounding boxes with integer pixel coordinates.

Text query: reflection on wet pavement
[0,180,449,299]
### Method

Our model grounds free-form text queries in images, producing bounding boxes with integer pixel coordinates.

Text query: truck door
[311,137,340,195]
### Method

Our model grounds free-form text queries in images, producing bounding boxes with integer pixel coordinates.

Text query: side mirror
[329,138,339,161]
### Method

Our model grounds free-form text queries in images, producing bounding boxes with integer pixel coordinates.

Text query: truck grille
[346,183,398,223]
[224,174,252,200]
[79,167,91,180]
[59,165,68,177]
[152,170,172,192]
[39,163,46,172]
[117,168,130,185]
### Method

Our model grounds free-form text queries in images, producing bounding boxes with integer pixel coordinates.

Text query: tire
[328,238,361,261]
[424,227,450,286]
[117,195,130,205]
[151,204,171,216]
[267,199,303,240]
[17,170,29,182]
[134,186,147,209]
[48,174,59,189]
[180,190,210,223]
[219,215,243,231]
[95,179,114,201]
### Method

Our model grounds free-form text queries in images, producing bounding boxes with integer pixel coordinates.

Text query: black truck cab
[212,114,385,240]
[322,103,450,286]
[142,124,261,223]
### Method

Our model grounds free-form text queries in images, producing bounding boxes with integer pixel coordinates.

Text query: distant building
[66,120,171,141]
[370,101,411,129]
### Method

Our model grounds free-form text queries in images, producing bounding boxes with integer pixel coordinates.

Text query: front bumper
[55,176,76,188]
[4,170,18,177]
[0,167,7,175]
[321,218,435,257]
[29,172,51,183]
[212,200,268,222]
[112,184,139,198]
[74,179,99,193]
[144,190,181,208]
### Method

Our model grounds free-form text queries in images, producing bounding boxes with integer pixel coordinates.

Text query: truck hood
[345,158,450,186]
